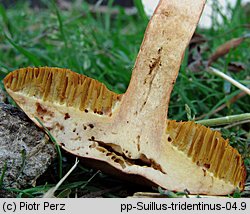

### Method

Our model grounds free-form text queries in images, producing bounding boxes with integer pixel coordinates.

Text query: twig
[80,170,101,190]
[208,67,250,95]
[223,120,250,129]
[196,113,250,127]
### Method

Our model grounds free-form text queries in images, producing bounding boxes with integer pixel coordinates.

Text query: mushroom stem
[117,0,206,138]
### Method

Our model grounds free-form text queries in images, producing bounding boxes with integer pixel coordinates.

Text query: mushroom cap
[4,67,246,195]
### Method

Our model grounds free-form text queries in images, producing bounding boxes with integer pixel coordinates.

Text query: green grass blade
[4,34,42,66]
[57,188,71,198]
[35,117,63,179]
[0,4,13,37]
[133,0,148,21]
[202,90,243,119]
[196,113,250,127]
[52,0,68,48]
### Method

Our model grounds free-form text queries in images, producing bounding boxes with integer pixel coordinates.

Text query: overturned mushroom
[4,0,246,195]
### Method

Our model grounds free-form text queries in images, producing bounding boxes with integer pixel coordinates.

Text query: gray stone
[0,102,56,195]
[0,88,7,103]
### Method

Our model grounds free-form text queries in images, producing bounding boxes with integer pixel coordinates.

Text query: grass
[35,116,63,179]
[0,0,249,197]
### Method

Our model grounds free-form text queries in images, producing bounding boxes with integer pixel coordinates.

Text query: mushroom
[4,0,246,195]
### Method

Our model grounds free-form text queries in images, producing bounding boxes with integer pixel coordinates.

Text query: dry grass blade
[195,91,247,120]
[43,158,79,198]
[208,67,250,95]
[208,37,246,66]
